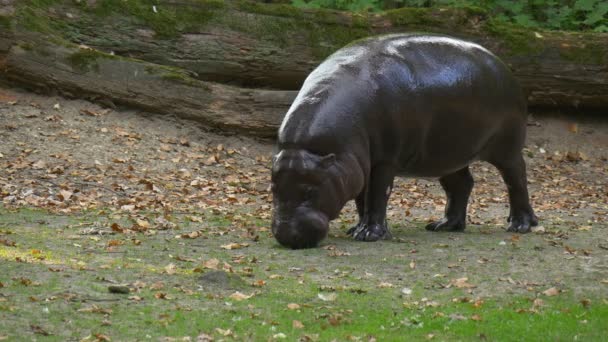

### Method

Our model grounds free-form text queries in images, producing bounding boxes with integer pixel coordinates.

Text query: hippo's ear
[319,153,336,169]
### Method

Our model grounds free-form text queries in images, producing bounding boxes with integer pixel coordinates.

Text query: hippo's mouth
[272,208,329,249]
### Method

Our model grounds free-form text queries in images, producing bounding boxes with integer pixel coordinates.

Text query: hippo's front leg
[346,191,367,236]
[348,164,395,242]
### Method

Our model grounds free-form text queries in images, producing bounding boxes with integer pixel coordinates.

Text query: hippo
[271,33,538,249]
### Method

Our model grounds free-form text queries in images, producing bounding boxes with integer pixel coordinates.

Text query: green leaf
[583,8,607,26]
[573,0,597,12]
[593,24,608,32]
[513,13,536,27]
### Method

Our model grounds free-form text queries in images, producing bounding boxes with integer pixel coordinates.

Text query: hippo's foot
[507,213,538,233]
[347,222,392,242]
[425,218,465,232]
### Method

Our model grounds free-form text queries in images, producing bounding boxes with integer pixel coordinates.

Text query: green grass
[1,207,607,340]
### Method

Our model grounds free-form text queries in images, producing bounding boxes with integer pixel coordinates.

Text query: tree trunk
[1,1,607,137]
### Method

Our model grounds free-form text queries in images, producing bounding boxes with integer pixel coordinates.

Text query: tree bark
[1,1,607,137]
[2,37,294,137]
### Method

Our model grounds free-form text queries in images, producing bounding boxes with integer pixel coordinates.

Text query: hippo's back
[279,34,527,176]
[354,34,523,109]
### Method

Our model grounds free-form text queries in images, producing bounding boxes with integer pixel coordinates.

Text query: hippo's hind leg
[426,167,473,232]
[348,163,395,242]
[490,154,538,233]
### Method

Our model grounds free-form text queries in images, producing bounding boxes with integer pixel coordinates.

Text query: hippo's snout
[272,207,328,249]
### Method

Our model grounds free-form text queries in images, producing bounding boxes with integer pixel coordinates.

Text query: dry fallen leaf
[531,225,545,233]
[317,293,337,302]
[203,258,220,270]
[287,303,301,310]
[164,263,177,275]
[196,333,214,342]
[229,291,254,301]
[181,231,203,239]
[107,240,123,247]
[154,292,168,300]
[251,280,266,287]
[378,282,394,288]
[451,277,476,289]
[292,320,304,329]
[94,333,111,342]
[149,281,164,290]
[135,219,150,229]
[30,325,51,336]
[221,243,249,250]
[542,287,560,296]
[215,328,233,337]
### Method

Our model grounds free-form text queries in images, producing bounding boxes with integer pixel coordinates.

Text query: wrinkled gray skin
[271,33,538,249]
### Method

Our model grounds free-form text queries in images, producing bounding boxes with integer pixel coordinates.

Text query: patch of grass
[1,207,607,340]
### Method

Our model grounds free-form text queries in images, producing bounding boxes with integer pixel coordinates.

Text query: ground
[0,86,607,341]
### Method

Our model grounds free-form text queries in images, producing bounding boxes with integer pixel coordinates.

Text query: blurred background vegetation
[290,0,608,32]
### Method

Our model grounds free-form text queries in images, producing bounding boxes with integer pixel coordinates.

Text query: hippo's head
[271,149,340,249]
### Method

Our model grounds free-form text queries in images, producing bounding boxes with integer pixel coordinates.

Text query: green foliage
[291,0,608,32]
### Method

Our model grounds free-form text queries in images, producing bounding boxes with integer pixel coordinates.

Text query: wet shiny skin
[272,33,538,249]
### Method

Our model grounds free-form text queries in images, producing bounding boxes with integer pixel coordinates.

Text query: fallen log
[2,38,294,137]
[1,0,607,138]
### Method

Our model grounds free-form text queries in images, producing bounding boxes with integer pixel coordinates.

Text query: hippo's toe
[351,223,392,242]
[507,213,538,233]
[425,218,465,232]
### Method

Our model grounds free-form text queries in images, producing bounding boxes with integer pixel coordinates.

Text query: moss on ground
[0,15,11,30]
[89,0,225,38]
[385,7,443,27]
[67,49,114,73]
[144,64,210,89]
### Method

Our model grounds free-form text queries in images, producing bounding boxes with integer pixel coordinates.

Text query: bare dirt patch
[1,86,607,340]
[1,85,607,299]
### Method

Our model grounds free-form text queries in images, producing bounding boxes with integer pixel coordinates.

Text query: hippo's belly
[390,105,507,178]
